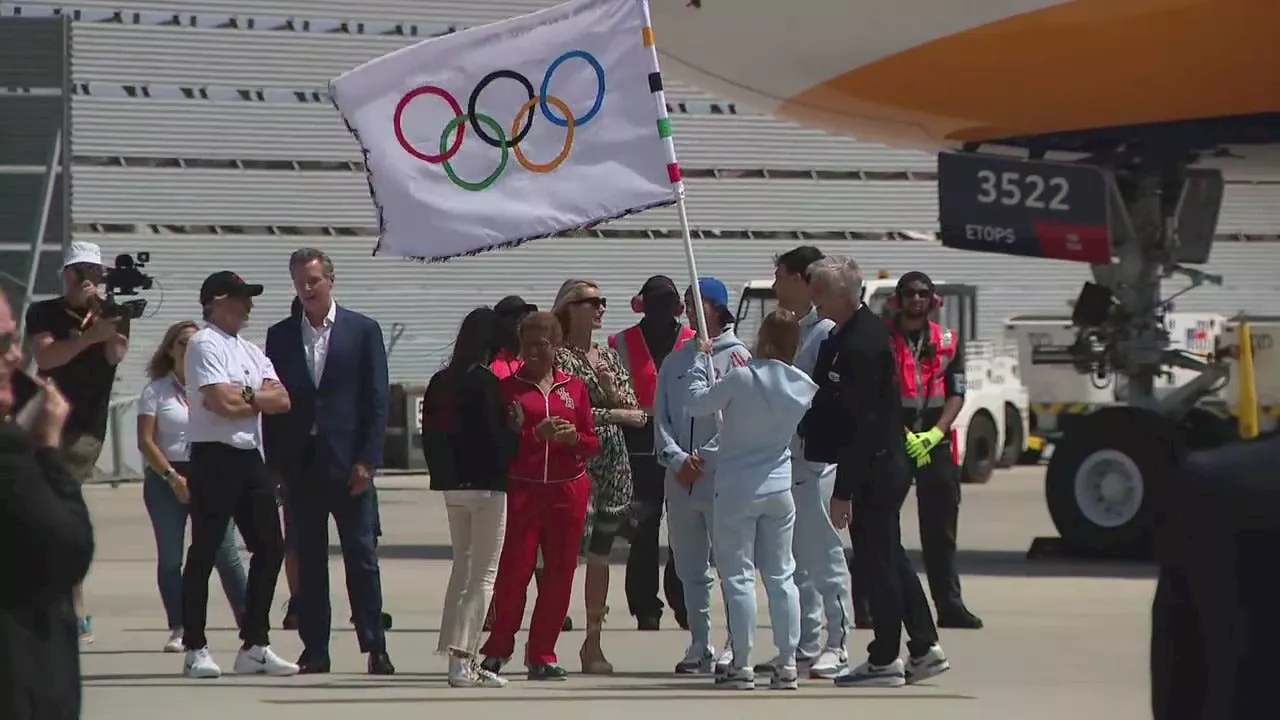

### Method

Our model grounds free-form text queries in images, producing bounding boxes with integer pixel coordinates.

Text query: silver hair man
[806,255,864,324]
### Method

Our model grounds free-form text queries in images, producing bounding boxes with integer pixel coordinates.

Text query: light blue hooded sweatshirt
[685,352,818,670]
[653,328,750,653]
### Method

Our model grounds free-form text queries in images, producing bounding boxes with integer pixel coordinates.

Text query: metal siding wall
[88,233,1280,398]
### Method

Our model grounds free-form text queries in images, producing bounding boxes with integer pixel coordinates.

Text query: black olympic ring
[467,70,535,150]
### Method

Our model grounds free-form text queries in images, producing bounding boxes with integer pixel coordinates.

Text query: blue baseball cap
[689,276,729,309]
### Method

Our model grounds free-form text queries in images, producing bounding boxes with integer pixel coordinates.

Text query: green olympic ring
[439,113,508,192]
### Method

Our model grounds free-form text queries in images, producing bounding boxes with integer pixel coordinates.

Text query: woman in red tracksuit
[480,311,601,680]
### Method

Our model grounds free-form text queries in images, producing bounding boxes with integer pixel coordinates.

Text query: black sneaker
[637,615,661,631]
[937,608,984,629]
[527,663,569,681]
[480,656,508,675]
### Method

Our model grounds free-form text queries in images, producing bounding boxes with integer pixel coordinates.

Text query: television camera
[94,252,155,320]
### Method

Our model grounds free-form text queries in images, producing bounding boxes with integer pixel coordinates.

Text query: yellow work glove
[918,427,946,455]
[904,432,931,467]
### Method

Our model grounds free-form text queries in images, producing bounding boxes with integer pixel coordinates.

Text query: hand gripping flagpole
[638,0,710,343]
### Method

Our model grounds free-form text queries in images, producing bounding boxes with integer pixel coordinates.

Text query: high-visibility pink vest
[608,324,695,409]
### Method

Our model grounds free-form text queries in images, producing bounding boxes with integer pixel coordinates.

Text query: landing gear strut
[939,146,1232,554]
[1038,159,1230,553]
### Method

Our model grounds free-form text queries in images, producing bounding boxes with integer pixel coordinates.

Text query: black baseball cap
[200,271,264,305]
[494,295,536,316]
[637,275,679,301]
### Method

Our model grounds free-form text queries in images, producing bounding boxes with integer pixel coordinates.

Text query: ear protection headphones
[631,294,685,317]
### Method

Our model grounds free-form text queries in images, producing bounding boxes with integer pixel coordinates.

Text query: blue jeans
[792,466,852,652]
[714,489,801,669]
[143,466,248,630]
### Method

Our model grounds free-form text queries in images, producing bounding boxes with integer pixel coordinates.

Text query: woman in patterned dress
[553,280,648,674]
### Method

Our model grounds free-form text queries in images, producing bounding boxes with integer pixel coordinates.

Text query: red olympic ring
[394,86,465,164]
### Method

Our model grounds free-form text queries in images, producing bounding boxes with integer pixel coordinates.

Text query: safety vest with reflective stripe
[608,323,696,410]
[888,320,957,418]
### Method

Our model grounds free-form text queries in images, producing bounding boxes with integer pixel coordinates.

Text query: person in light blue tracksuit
[654,277,751,675]
[770,246,855,680]
[686,309,818,691]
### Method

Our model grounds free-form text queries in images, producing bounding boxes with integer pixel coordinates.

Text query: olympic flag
[330,0,682,262]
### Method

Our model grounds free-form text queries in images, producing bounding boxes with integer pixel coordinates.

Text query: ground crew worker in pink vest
[887,272,983,630]
[609,276,695,631]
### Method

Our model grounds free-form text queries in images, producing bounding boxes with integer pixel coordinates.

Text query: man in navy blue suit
[263,248,394,675]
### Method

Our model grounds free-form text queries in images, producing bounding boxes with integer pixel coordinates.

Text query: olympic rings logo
[392,49,607,192]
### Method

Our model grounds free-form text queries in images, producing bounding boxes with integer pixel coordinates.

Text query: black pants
[182,442,284,651]
[624,453,684,620]
[290,439,386,656]
[849,450,937,666]
[913,444,965,614]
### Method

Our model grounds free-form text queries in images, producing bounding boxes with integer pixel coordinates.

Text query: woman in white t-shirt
[137,320,248,653]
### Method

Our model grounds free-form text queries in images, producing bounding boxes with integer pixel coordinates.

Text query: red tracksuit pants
[480,475,590,665]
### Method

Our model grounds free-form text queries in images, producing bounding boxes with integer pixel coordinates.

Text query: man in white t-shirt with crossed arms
[180,271,298,679]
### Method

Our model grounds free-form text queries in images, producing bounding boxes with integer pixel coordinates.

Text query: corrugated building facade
[8,0,1280,407]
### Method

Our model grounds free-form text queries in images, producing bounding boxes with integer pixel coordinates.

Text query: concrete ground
[80,467,1155,719]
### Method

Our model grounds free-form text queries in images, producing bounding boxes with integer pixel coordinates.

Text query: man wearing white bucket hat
[23,240,132,645]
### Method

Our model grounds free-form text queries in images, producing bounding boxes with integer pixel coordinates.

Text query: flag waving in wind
[330,0,681,262]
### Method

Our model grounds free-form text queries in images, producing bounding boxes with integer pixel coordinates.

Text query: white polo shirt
[137,375,191,462]
[184,324,279,450]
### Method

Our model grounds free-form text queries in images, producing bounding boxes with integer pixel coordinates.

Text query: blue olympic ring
[539,49,606,128]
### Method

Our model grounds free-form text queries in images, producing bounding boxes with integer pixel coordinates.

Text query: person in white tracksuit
[654,277,750,675]
[685,309,818,690]
[770,246,855,680]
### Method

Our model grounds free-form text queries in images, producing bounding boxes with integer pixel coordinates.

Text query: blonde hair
[756,309,801,362]
[519,311,564,347]
[552,279,599,337]
[147,320,199,379]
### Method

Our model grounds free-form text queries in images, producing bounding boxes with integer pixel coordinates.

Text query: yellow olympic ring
[512,95,575,174]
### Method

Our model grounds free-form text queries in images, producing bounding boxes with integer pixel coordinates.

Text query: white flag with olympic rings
[331,0,681,262]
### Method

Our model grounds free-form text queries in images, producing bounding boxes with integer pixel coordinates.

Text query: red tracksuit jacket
[500,370,601,483]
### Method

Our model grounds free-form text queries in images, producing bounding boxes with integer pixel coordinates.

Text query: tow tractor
[735,274,1031,484]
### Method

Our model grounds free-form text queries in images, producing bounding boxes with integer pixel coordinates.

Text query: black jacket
[0,423,95,720]
[421,365,518,492]
[800,304,906,503]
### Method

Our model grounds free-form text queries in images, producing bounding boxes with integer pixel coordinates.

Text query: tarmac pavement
[79,467,1155,719]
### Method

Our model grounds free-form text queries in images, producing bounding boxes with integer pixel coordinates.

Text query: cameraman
[23,241,129,644]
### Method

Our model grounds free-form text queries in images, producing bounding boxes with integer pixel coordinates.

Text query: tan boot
[579,607,614,675]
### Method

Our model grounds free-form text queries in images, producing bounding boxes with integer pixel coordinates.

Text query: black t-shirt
[24,298,120,440]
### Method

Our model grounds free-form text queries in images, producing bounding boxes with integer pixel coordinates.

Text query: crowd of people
[0,239,992,719]
[421,245,984,689]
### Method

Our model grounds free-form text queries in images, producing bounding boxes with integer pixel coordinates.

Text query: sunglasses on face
[900,288,933,299]
[573,297,607,309]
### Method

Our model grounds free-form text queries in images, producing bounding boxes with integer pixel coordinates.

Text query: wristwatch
[242,386,256,406]
[162,467,176,481]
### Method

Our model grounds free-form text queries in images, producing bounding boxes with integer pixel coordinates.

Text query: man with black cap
[611,276,696,630]
[887,271,982,630]
[180,271,298,679]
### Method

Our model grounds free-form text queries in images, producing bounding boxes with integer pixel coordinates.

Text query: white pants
[437,490,506,657]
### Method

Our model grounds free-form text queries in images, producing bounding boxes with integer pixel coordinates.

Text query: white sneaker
[714,665,755,690]
[714,641,734,675]
[183,647,222,679]
[163,631,185,654]
[447,656,474,687]
[834,658,907,688]
[769,664,799,690]
[906,644,950,684]
[809,647,849,679]
[675,644,714,674]
[234,645,300,676]
[472,661,509,688]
